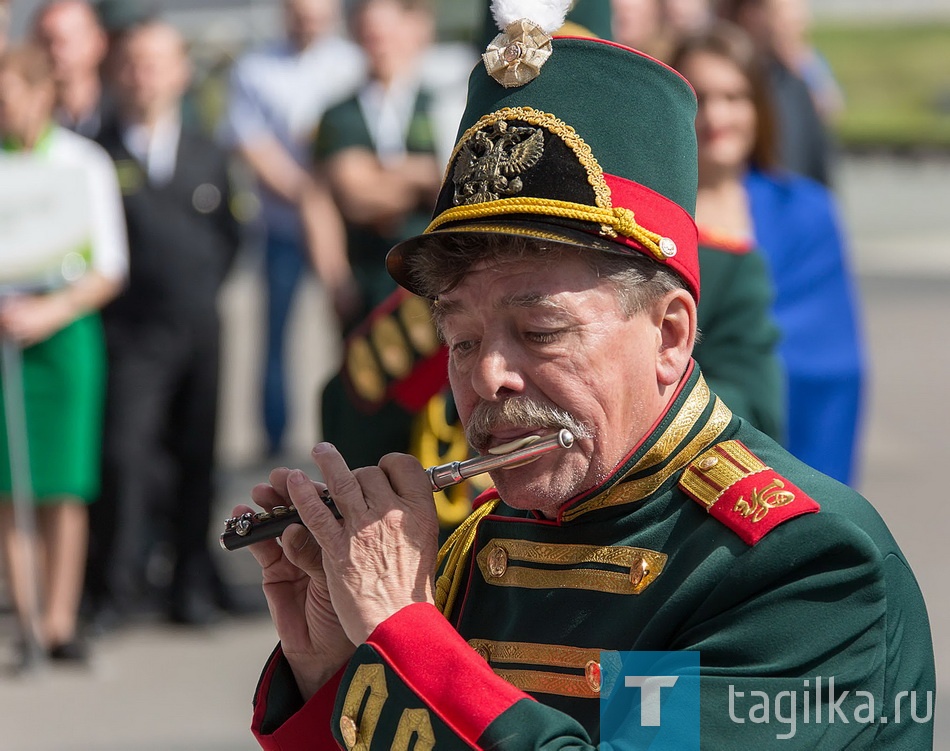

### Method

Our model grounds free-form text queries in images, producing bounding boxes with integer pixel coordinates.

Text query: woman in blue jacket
[672,21,865,485]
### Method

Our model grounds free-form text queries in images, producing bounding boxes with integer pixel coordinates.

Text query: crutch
[1,302,46,671]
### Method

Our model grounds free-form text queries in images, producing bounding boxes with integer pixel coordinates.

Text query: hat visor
[387,219,646,298]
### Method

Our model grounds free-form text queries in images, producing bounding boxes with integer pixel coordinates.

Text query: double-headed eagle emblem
[453,121,545,206]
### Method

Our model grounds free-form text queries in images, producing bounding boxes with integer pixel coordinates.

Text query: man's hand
[296,444,440,646]
[242,468,355,700]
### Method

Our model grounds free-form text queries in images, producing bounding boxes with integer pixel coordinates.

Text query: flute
[220,428,575,551]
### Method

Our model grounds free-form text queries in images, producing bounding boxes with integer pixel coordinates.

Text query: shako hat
[387,0,701,300]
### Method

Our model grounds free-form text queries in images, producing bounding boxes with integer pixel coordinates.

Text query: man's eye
[526,331,559,344]
[450,339,478,355]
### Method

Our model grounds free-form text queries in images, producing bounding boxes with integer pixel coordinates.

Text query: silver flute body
[220,429,574,551]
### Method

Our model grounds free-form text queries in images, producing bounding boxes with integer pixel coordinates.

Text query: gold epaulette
[678,440,820,545]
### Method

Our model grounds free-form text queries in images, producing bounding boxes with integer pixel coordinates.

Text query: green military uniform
[250,7,932,749]
[252,368,934,748]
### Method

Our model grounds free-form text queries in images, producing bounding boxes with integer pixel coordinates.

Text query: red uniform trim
[471,487,500,510]
[367,603,531,747]
[251,648,344,750]
[389,345,449,411]
[697,226,754,254]
[603,172,700,300]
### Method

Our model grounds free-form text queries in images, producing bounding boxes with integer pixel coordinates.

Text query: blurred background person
[0,1,8,54]
[220,0,364,459]
[0,42,128,664]
[662,0,713,38]
[314,0,444,469]
[717,0,836,186]
[314,0,440,332]
[31,0,112,140]
[760,0,845,124]
[670,21,865,485]
[84,17,242,629]
[611,0,666,58]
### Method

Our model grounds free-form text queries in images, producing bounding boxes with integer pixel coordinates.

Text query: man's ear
[654,289,696,387]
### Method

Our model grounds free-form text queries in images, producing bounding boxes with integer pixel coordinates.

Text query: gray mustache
[465,397,592,451]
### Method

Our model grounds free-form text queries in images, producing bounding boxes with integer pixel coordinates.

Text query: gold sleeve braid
[435,499,500,617]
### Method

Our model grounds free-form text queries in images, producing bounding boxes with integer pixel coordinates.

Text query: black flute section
[220,429,574,551]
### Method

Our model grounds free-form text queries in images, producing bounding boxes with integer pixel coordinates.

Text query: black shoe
[48,639,90,663]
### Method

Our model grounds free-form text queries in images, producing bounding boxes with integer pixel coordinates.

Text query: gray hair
[406,233,687,318]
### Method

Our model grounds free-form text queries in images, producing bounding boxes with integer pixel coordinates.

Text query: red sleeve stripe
[251,646,345,751]
[367,603,531,747]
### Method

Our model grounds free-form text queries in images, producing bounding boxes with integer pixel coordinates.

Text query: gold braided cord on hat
[435,498,500,617]
[426,196,669,262]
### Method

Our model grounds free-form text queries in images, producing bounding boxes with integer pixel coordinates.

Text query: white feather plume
[490,0,573,34]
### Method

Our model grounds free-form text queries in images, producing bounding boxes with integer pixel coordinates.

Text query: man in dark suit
[84,17,242,626]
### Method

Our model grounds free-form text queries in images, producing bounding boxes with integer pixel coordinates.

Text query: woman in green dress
[0,43,127,663]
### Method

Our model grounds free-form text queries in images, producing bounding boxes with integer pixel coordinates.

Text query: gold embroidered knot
[483,19,553,88]
[610,207,672,262]
[733,478,795,523]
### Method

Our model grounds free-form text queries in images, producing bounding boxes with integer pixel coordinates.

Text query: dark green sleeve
[312,98,372,163]
[694,246,785,441]
[678,510,890,749]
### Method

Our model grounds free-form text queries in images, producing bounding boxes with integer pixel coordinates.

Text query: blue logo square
[600,651,700,750]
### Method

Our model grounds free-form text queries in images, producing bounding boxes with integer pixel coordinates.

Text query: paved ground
[1,152,948,749]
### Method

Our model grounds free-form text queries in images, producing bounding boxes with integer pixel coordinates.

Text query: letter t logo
[625,675,680,726]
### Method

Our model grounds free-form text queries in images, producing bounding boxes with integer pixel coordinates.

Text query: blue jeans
[263,231,307,454]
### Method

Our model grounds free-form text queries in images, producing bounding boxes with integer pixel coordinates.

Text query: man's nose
[470,346,525,402]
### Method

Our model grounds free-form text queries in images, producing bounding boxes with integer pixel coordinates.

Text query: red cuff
[367,603,530,746]
[252,647,345,751]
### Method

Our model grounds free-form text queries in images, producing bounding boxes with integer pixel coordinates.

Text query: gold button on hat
[487,545,508,577]
[340,715,359,749]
